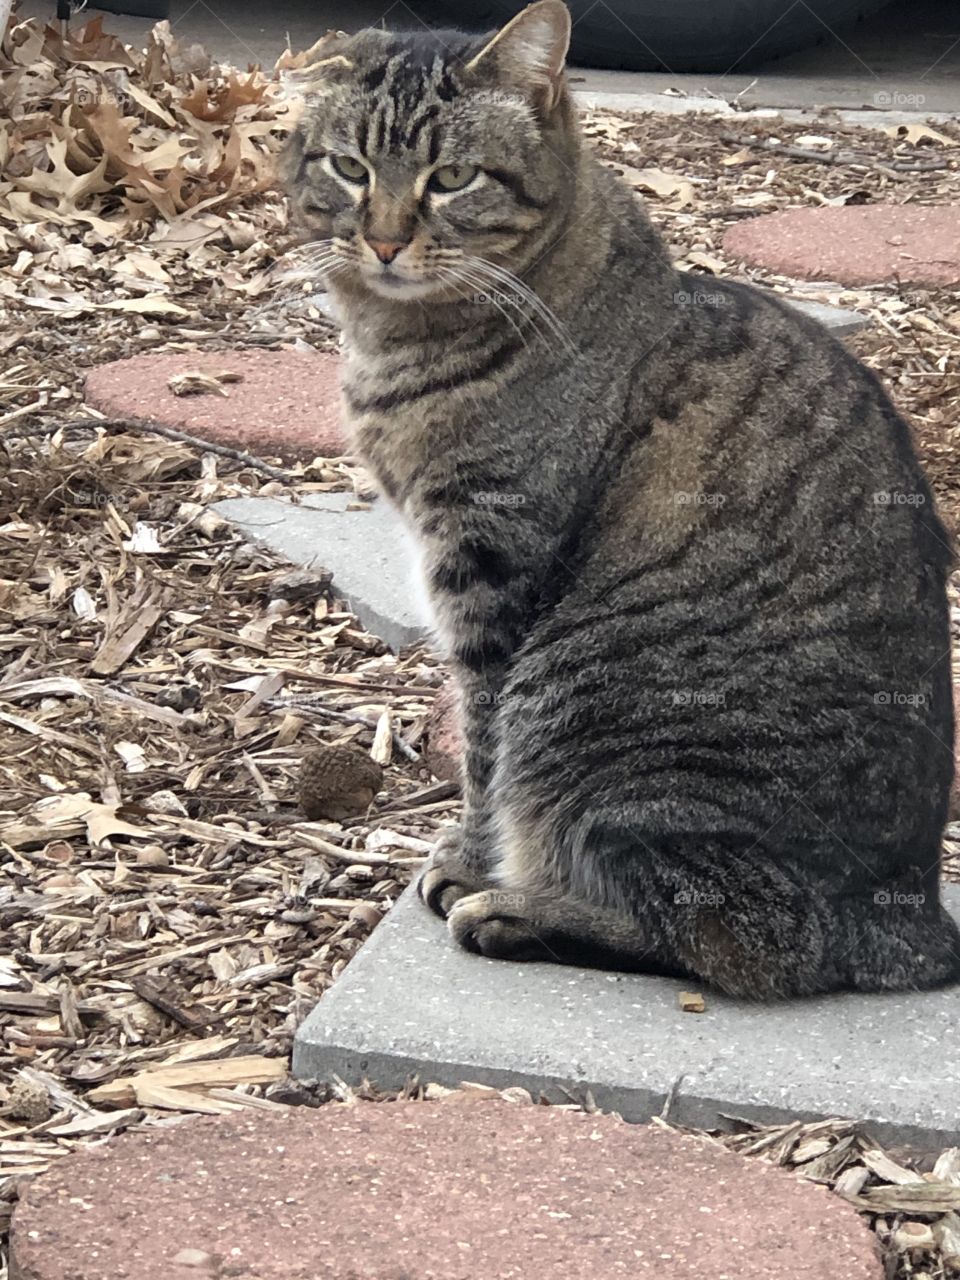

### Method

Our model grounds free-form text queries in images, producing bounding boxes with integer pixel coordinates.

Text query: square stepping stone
[780,296,869,335]
[214,493,427,651]
[294,882,960,1149]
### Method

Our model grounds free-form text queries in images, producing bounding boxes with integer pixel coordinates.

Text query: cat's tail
[834,879,960,994]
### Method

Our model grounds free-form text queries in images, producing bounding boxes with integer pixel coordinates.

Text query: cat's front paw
[418,827,485,919]
[447,890,551,961]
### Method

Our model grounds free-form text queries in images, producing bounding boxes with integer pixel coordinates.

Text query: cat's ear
[466,0,572,113]
[276,29,355,98]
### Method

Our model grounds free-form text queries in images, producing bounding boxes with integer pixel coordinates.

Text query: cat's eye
[330,154,369,184]
[428,164,479,193]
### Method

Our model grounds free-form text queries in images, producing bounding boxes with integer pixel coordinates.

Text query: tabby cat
[283,0,960,997]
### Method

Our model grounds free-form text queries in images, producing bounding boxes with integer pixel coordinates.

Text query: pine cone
[299,745,383,821]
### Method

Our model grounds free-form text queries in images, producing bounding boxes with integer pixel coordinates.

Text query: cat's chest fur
[341,383,483,654]
[341,327,628,505]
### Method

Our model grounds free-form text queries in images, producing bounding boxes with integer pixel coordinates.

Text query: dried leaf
[0,792,151,849]
[604,161,696,206]
[102,294,189,316]
[168,370,237,396]
[885,123,958,148]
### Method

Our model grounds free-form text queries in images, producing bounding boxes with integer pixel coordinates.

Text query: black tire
[418,0,895,72]
[86,0,170,18]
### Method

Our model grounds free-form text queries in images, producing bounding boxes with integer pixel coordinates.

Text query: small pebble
[137,845,170,868]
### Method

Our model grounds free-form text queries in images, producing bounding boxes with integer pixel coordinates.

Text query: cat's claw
[418,827,485,919]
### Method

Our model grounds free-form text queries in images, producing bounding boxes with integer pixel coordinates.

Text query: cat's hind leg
[444,872,833,997]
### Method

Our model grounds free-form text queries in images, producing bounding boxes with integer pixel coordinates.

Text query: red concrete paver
[84,349,346,463]
[11,1100,881,1280]
[724,205,960,287]
[422,680,463,783]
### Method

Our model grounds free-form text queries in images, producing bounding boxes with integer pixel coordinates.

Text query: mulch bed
[2,8,960,1278]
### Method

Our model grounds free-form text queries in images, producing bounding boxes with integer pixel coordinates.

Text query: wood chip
[87,1055,288,1109]
[678,991,705,1014]
[128,975,218,1031]
[91,582,168,675]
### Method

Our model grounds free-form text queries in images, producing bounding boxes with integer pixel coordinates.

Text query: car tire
[418,0,895,73]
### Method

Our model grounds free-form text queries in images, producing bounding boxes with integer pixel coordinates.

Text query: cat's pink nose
[365,237,407,264]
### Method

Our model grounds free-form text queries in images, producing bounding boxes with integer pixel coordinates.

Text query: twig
[7,415,295,482]
[721,130,847,166]
[267,697,422,763]
[727,131,952,179]
[277,670,440,696]
[718,131,933,179]
[730,78,758,109]
[289,829,426,867]
[0,398,45,427]
[128,975,218,1031]
[106,415,296,481]
[660,1073,686,1122]
[385,781,460,809]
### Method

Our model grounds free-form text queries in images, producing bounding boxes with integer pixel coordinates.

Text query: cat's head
[282,0,574,302]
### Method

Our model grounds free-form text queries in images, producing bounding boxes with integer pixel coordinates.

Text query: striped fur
[284,1,959,997]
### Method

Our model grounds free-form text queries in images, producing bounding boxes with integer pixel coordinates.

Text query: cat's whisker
[292,253,348,276]
[446,266,546,348]
[464,255,578,355]
[257,256,351,319]
[272,256,341,283]
[272,244,341,273]
[435,267,531,349]
[284,241,336,267]
[460,273,572,355]
[292,239,359,269]
[451,263,563,352]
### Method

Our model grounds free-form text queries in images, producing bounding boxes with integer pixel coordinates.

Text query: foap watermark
[471,89,528,108]
[675,491,727,508]
[874,690,927,707]
[670,689,726,707]
[874,889,926,907]
[675,888,726,907]
[674,288,731,308]
[68,490,110,508]
[73,82,135,113]
[472,490,527,509]
[483,890,527,911]
[474,690,511,707]
[873,490,926,507]
[472,290,525,308]
[874,89,926,108]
